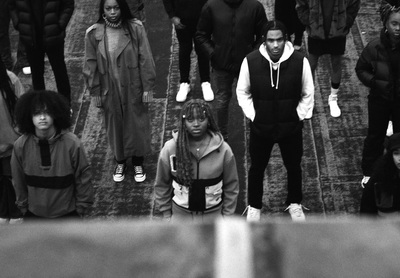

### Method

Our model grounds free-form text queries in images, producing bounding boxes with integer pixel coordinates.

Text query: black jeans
[362,95,400,176]
[25,42,71,103]
[175,23,210,83]
[0,157,23,219]
[248,128,303,209]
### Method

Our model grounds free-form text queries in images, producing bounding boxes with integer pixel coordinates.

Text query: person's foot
[201,82,214,101]
[176,82,190,102]
[113,163,127,182]
[243,205,261,222]
[361,176,370,188]
[133,165,146,182]
[285,203,306,221]
[328,94,341,117]
[22,67,31,75]
[294,45,301,51]
[9,218,23,224]
[0,218,9,224]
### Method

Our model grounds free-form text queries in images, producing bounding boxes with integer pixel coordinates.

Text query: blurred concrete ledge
[1,217,399,278]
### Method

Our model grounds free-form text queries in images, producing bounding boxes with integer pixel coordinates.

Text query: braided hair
[0,58,18,124]
[379,0,400,26]
[176,99,219,187]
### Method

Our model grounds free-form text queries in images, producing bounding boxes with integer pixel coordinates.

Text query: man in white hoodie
[237,21,314,222]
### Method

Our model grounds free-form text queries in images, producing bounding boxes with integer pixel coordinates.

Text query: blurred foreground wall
[1,217,400,278]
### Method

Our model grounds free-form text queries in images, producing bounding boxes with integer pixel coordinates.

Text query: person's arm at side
[221,145,239,216]
[162,0,185,29]
[83,26,102,107]
[295,0,310,26]
[346,0,361,29]
[195,4,214,58]
[297,57,314,120]
[59,0,75,30]
[10,140,28,215]
[236,57,255,121]
[355,44,375,89]
[72,139,93,217]
[253,2,268,47]
[8,0,19,30]
[154,145,173,220]
[136,21,156,103]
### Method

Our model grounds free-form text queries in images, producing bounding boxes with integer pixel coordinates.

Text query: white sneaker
[113,163,127,182]
[243,205,261,222]
[294,45,301,51]
[387,121,393,137]
[0,218,9,224]
[133,165,146,183]
[361,176,370,188]
[305,107,313,119]
[285,203,306,221]
[201,82,214,101]
[176,82,190,102]
[328,94,341,117]
[22,67,31,75]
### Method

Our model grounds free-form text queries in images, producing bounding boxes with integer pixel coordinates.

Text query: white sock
[330,87,339,96]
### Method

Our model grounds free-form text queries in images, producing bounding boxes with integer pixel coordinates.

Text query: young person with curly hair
[11,90,93,220]
[154,99,239,221]
[0,57,25,224]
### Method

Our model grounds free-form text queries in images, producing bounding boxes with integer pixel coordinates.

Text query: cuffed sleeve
[297,57,314,120]
[237,57,256,121]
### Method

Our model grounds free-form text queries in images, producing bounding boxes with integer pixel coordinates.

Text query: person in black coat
[360,133,400,217]
[8,0,74,104]
[275,0,304,50]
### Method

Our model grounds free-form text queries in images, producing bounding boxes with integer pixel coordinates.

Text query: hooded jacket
[8,0,75,48]
[237,42,314,140]
[296,0,360,40]
[11,130,93,218]
[355,29,400,101]
[154,130,239,218]
[195,0,267,74]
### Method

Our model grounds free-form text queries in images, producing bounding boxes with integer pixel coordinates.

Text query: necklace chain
[104,17,122,29]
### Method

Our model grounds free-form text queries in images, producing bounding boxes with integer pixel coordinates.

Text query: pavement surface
[9,0,381,220]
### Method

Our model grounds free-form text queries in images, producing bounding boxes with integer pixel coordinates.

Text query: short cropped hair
[15,90,71,134]
[262,20,288,42]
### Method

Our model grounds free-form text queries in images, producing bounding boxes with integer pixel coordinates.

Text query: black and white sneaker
[133,165,146,182]
[113,163,126,182]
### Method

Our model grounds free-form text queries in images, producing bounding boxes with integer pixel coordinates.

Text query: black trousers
[0,157,22,219]
[248,128,303,209]
[362,95,400,176]
[175,23,210,84]
[25,42,71,103]
[274,0,305,46]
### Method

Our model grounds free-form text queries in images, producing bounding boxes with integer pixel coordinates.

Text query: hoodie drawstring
[269,62,281,90]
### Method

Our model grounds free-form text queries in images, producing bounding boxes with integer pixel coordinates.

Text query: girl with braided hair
[356,0,400,188]
[0,57,25,224]
[154,99,239,221]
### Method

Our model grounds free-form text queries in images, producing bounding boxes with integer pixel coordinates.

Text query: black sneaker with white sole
[113,163,127,182]
[133,165,146,182]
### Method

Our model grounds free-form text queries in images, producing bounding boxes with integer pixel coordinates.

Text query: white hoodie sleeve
[236,58,256,121]
[296,57,314,120]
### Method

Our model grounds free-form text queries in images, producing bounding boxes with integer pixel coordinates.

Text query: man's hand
[93,95,102,108]
[142,91,154,103]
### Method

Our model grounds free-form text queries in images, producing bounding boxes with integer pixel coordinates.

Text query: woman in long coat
[83,0,156,183]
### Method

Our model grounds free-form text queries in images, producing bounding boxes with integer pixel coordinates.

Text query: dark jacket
[195,0,267,74]
[162,0,207,25]
[8,0,74,48]
[355,29,400,101]
[247,48,304,140]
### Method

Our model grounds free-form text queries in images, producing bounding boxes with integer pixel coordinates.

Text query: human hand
[142,91,154,103]
[171,17,185,29]
[93,95,102,108]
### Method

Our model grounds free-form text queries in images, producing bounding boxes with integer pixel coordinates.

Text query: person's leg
[213,69,235,140]
[46,42,71,103]
[362,96,391,176]
[14,38,30,73]
[279,130,303,204]
[327,54,343,117]
[193,26,210,83]
[25,44,46,90]
[175,27,193,84]
[330,54,342,86]
[392,100,400,134]
[0,0,13,70]
[307,53,319,80]
[248,129,274,209]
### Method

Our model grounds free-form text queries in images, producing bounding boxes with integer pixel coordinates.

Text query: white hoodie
[236,42,314,121]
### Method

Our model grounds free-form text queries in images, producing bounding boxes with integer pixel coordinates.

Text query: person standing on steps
[162,0,213,103]
[296,0,360,118]
[237,20,314,222]
[195,0,267,141]
[84,0,156,183]
[356,0,400,188]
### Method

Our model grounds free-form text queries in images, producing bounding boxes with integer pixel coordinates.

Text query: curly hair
[379,0,400,26]
[14,90,71,134]
[0,57,18,123]
[176,99,219,187]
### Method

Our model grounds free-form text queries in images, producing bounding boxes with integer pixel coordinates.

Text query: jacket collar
[94,22,131,60]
